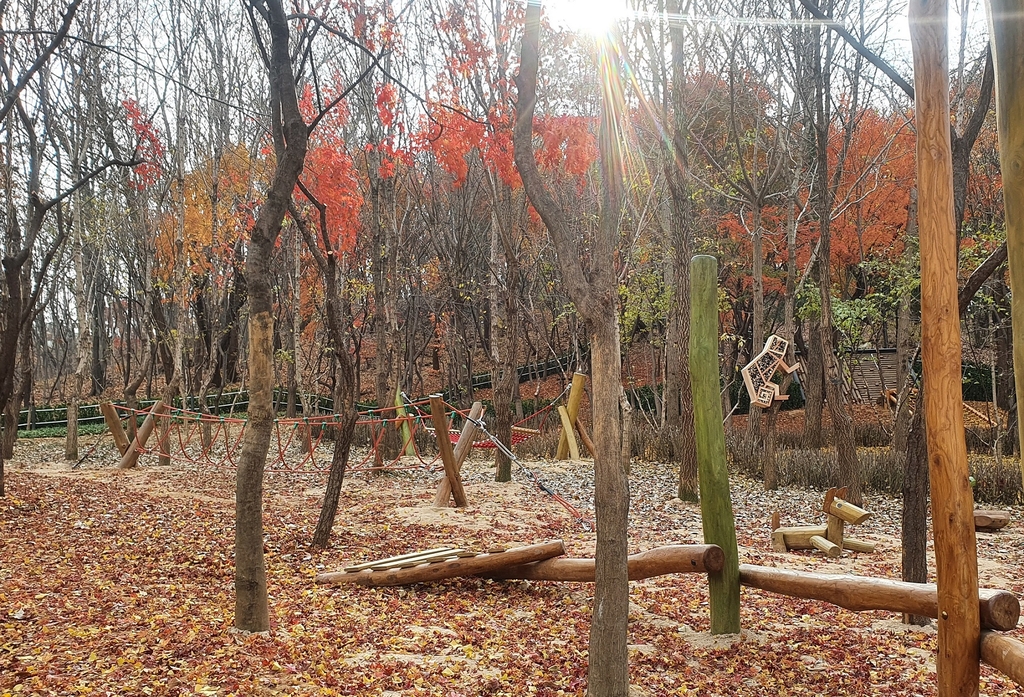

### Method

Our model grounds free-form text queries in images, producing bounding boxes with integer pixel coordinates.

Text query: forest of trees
[3,1,1018,693]
[1,0,1010,474]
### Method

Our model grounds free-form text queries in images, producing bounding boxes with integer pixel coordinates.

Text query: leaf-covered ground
[1,437,1022,696]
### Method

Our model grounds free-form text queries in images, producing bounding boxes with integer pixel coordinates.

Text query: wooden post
[689,255,741,634]
[910,2,981,692]
[100,401,131,456]
[575,419,597,458]
[395,385,416,456]
[555,372,586,460]
[434,401,484,507]
[988,0,1024,491]
[117,400,166,469]
[557,406,581,460]
[428,395,467,507]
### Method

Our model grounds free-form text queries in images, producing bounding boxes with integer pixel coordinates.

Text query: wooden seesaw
[315,541,725,587]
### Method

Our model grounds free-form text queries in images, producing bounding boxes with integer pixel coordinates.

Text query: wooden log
[117,400,166,469]
[739,565,1019,632]
[429,395,467,507]
[100,401,131,456]
[690,255,741,634]
[809,535,842,559]
[394,385,416,456]
[575,419,597,458]
[482,544,725,581]
[316,540,566,586]
[370,550,477,571]
[774,525,827,550]
[434,401,484,507]
[911,0,982,691]
[771,530,788,553]
[974,510,1010,531]
[841,537,876,554]
[826,513,845,547]
[555,372,586,460]
[980,631,1024,686]
[828,497,872,525]
[557,406,581,460]
[989,0,1024,493]
[344,547,461,572]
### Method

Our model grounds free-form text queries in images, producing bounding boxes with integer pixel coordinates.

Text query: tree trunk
[665,0,698,501]
[235,0,308,633]
[514,5,629,692]
[801,321,825,447]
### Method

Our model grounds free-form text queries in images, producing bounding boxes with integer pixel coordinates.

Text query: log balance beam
[739,565,1020,632]
[981,631,1024,685]
[315,543,724,587]
[483,544,725,581]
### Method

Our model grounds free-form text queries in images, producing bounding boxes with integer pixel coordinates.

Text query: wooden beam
[117,400,166,469]
[434,401,484,507]
[739,565,1018,632]
[910,0,982,691]
[428,395,467,507]
[343,547,461,572]
[690,255,741,634]
[974,510,1010,531]
[988,0,1024,486]
[980,631,1024,686]
[100,401,130,456]
[828,497,872,525]
[555,372,586,460]
[316,540,566,586]
[575,419,597,458]
[482,544,725,581]
[809,535,842,558]
[841,537,876,554]
[557,406,581,460]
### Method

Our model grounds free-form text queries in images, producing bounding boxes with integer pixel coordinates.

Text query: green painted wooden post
[689,254,741,634]
[395,385,416,456]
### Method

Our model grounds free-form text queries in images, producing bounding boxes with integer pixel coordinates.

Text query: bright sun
[542,0,628,37]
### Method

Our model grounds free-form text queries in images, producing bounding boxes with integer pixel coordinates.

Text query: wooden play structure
[975,509,1011,532]
[770,487,877,557]
[316,541,725,586]
[315,252,1024,693]
[740,334,800,408]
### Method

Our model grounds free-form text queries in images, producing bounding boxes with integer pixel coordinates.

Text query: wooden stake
[100,401,130,456]
[555,372,586,459]
[910,1,981,692]
[557,406,581,460]
[434,401,484,507]
[988,0,1024,495]
[575,419,597,458]
[428,395,467,507]
[117,400,166,469]
[690,255,741,634]
[394,385,416,456]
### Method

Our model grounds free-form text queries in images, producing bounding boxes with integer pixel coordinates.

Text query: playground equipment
[770,487,876,557]
[315,542,724,587]
[740,335,800,408]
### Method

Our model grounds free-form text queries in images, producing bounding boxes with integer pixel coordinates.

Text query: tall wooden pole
[689,255,740,634]
[909,1,981,694]
[986,0,1024,488]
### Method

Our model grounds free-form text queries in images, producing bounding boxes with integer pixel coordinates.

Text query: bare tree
[515,3,630,693]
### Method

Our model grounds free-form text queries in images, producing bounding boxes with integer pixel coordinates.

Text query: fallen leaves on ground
[1,439,1021,696]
